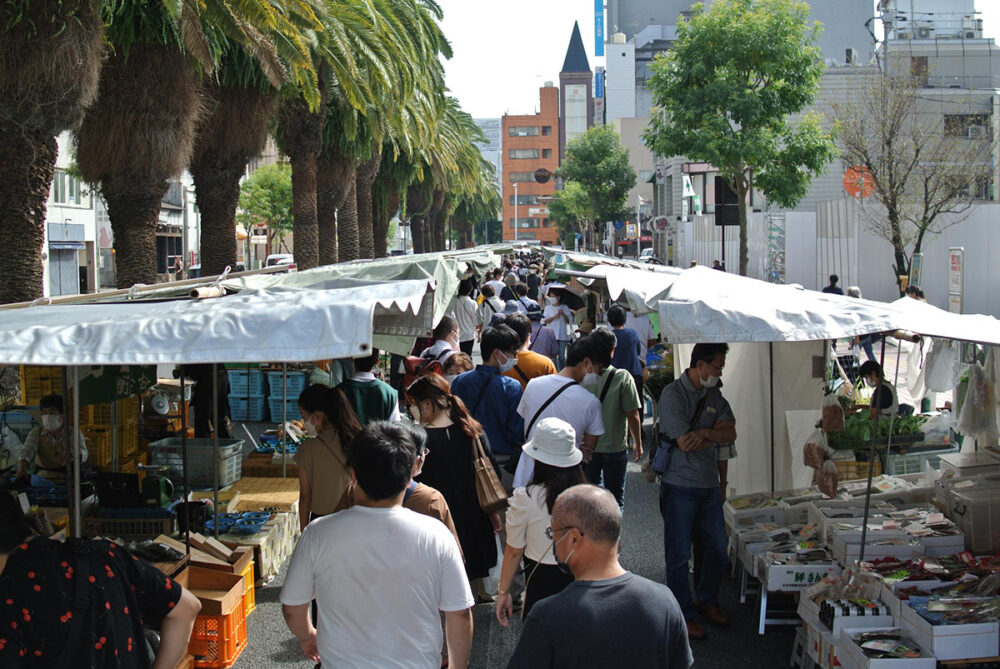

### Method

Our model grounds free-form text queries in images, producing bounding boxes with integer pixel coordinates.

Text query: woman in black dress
[406,374,501,595]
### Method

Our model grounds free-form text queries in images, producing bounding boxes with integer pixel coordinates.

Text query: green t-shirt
[586,366,641,453]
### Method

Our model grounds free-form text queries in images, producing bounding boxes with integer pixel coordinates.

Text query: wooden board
[188,532,235,562]
[240,452,299,478]
[154,535,228,567]
[229,476,300,512]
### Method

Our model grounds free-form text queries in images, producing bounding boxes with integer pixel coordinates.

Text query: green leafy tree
[556,125,636,250]
[643,0,837,275]
[548,182,597,250]
[238,162,294,251]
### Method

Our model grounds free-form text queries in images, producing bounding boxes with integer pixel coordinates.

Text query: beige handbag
[473,434,508,513]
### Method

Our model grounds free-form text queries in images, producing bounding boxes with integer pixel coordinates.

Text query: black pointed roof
[561,21,591,74]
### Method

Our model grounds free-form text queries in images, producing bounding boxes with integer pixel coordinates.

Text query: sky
[437,0,1000,120]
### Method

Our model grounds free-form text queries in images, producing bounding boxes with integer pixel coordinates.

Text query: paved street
[237,462,797,668]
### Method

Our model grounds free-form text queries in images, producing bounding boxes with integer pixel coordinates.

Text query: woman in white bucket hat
[495,417,586,626]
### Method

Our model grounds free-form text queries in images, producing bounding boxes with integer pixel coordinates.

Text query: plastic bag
[822,393,845,432]
[920,411,951,446]
[803,429,830,469]
[925,339,957,392]
[955,363,1000,446]
[817,460,840,499]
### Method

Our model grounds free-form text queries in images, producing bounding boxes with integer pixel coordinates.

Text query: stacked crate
[265,370,307,423]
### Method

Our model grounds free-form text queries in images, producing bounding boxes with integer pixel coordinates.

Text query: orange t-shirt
[503,351,558,390]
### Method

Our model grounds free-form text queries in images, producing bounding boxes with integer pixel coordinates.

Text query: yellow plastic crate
[833,459,882,482]
[238,560,255,617]
[82,425,113,468]
[19,366,64,406]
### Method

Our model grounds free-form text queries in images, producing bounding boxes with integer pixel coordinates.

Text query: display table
[240,452,299,478]
[218,511,298,583]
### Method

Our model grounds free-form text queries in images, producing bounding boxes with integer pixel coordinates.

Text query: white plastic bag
[925,339,957,392]
[956,363,1000,446]
[803,429,829,470]
[483,534,504,595]
[920,412,951,446]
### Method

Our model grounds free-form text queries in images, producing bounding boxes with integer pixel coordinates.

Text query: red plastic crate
[188,600,247,669]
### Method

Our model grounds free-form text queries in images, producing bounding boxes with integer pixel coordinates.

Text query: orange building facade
[501,85,560,244]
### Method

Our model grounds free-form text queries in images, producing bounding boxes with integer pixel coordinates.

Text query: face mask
[582,362,599,386]
[701,373,719,389]
[867,377,879,388]
[547,296,558,304]
[444,374,458,384]
[551,532,576,576]
[408,404,422,422]
[41,415,62,432]
[303,417,319,438]
[497,353,517,373]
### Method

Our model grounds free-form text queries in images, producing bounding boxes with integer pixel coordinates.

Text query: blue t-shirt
[611,328,643,376]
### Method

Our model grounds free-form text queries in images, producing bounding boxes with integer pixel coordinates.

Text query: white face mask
[547,296,558,305]
[408,404,422,422]
[444,374,458,384]
[303,416,319,438]
[41,414,62,432]
[701,373,719,389]
[582,363,600,386]
[497,353,517,373]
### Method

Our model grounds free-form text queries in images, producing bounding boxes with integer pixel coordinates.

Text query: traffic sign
[613,220,625,230]
[843,166,876,198]
[653,216,669,231]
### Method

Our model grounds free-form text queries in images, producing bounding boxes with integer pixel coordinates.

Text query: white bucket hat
[522,417,581,468]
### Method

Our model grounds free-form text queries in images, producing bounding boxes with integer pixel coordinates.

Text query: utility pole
[514,181,519,242]
[636,193,642,261]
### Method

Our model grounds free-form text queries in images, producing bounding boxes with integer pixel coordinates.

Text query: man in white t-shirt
[453,279,479,356]
[281,422,475,668]
[624,307,657,362]
[513,335,605,487]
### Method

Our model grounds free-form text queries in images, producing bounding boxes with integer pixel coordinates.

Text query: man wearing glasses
[507,485,691,668]
[655,343,736,641]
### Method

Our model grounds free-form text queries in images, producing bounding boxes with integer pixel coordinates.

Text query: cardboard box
[758,554,840,591]
[899,598,999,661]
[832,538,923,566]
[838,628,936,669]
[798,598,895,640]
[174,566,245,616]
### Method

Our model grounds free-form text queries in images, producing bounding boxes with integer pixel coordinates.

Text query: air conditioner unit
[916,27,934,39]
[968,125,986,139]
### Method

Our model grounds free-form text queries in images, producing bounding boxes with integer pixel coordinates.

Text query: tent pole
[212,364,219,539]
[282,363,288,479]
[769,342,775,494]
[180,368,190,555]
[61,368,75,537]
[858,334,889,563]
[71,367,82,538]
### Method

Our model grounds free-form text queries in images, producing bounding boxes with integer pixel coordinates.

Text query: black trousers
[460,339,475,355]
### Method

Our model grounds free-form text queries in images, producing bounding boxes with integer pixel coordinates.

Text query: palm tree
[0,0,103,303]
[75,0,298,288]
[316,152,354,264]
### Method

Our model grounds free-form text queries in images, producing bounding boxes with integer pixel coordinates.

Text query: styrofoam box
[798,597,895,640]
[758,554,841,591]
[833,539,923,567]
[806,617,824,664]
[948,487,1000,555]
[878,581,955,621]
[809,501,896,546]
[819,627,845,669]
[899,598,1000,661]
[939,451,1000,479]
[723,501,787,530]
[916,533,965,558]
[839,627,937,669]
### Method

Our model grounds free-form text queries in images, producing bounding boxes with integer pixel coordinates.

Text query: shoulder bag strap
[514,365,530,383]
[486,299,497,314]
[403,480,418,506]
[55,541,93,669]
[470,375,496,415]
[528,328,540,351]
[599,369,616,403]
[689,394,711,431]
[524,381,578,439]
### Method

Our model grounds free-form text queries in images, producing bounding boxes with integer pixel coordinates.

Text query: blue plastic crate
[226,368,266,396]
[268,397,302,422]
[227,394,267,422]
[264,371,308,400]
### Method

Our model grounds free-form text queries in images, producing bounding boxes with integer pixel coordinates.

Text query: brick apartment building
[501,84,560,244]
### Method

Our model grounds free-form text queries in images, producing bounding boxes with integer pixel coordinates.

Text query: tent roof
[889,296,1000,346]
[0,278,436,365]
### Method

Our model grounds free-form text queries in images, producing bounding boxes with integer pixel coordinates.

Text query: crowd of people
[272,251,740,668]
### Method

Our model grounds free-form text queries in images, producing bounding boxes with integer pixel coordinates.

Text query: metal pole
[110,397,119,473]
[180,367,190,555]
[282,363,288,479]
[212,364,219,539]
[769,342,775,493]
[858,334,891,563]
[71,367,82,538]
[61,369,75,536]
[636,194,642,261]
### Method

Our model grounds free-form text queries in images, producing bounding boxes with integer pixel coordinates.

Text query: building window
[509,218,540,229]
[508,126,539,137]
[542,126,552,136]
[509,148,540,159]
[542,149,552,159]
[509,171,536,182]
[945,114,990,138]
[51,169,83,205]
[510,195,540,205]
[911,56,928,84]
[542,218,552,227]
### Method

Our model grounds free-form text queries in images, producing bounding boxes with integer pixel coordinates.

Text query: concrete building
[501,84,560,245]
[559,21,595,161]
[473,117,503,192]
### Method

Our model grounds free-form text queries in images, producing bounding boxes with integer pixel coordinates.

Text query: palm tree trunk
[103,174,168,287]
[355,149,382,259]
[338,173,359,261]
[429,189,445,252]
[277,96,325,271]
[411,216,425,253]
[316,154,355,265]
[191,82,278,275]
[0,127,56,303]
[375,190,401,258]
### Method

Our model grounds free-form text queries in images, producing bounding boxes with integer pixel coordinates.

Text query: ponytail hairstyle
[405,373,483,439]
[298,384,363,454]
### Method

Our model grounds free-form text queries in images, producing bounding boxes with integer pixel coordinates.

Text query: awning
[49,241,86,250]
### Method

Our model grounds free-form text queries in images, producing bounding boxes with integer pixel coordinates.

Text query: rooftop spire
[561,21,591,74]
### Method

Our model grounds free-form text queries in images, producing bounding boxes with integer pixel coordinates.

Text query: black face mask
[551,532,575,576]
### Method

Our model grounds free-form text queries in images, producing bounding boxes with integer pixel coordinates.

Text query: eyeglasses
[545,526,582,539]
[704,361,724,374]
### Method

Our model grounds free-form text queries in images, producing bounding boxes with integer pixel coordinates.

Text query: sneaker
[685,620,707,640]
[694,601,730,627]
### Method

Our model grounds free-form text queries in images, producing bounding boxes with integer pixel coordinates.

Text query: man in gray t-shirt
[656,343,736,641]
[507,485,691,669]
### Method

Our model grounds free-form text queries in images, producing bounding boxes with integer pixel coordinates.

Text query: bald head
[552,484,622,545]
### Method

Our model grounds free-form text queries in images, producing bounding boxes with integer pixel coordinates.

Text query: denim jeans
[555,339,569,369]
[658,482,728,619]
[582,450,628,509]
